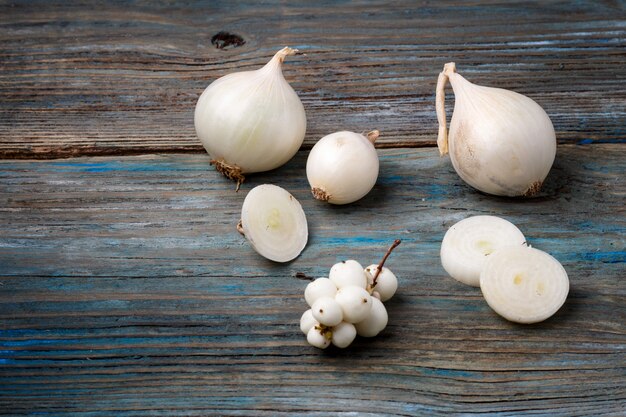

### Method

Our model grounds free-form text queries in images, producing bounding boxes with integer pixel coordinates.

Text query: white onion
[306,130,380,204]
[195,47,306,189]
[436,63,556,196]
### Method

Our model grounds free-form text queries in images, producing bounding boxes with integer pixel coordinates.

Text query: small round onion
[306,130,380,205]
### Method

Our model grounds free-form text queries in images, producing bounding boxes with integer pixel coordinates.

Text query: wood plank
[1,1,625,158]
[0,145,624,415]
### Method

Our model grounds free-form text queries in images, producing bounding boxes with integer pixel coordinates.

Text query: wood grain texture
[1,145,624,415]
[1,0,625,158]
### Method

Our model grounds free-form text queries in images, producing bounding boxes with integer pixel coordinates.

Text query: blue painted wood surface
[1,1,625,414]
[1,145,624,415]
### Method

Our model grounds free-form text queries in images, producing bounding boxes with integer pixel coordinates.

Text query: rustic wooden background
[1,1,625,415]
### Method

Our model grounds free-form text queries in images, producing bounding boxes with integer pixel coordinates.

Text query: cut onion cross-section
[440,215,527,287]
[240,184,308,263]
[480,246,569,324]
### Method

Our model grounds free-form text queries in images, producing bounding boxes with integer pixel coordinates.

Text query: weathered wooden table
[1,1,624,415]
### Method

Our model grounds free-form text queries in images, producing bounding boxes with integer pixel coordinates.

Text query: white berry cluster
[300,259,398,349]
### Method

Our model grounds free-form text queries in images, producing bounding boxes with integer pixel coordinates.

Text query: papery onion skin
[194,47,306,182]
[437,63,556,197]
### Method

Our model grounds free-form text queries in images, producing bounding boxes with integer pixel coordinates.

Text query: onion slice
[480,246,569,324]
[440,215,526,286]
[240,184,308,263]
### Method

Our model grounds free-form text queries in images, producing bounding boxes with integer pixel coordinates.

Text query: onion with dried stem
[436,63,556,197]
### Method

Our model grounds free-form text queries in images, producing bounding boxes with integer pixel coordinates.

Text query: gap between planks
[0,141,438,160]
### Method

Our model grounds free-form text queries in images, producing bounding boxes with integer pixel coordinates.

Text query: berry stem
[372,239,401,288]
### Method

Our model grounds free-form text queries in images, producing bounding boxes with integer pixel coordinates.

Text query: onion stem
[436,62,456,156]
[268,47,303,67]
[367,130,380,144]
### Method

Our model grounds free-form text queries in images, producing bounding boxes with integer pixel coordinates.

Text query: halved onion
[440,215,526,286]
[240,184,308,263]
[480,246,569,324]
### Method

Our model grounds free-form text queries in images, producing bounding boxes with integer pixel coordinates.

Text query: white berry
[365,265,398,301]
[307,326,330,349]
[355,297,388,337]
[331,321,357,348]
[311,297,343,327]
[299,309,317,335]
[329,260,367,289]
[304,277,337,307]
[334,285,372,323]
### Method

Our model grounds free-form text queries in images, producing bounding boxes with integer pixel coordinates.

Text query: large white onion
[436,63,556,197]
[195,47,307,188]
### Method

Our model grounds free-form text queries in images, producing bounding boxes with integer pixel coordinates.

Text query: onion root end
[211,159,245,191]
[523,181,543,197]
[311,186,330,202]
